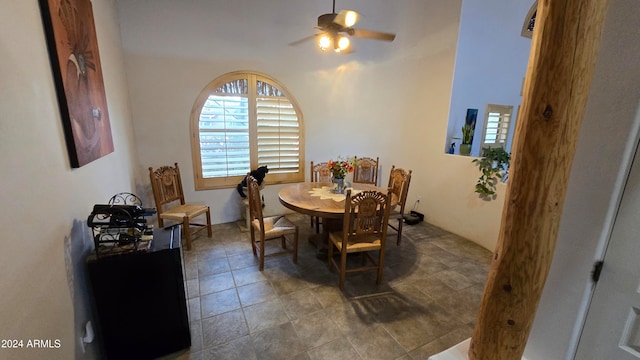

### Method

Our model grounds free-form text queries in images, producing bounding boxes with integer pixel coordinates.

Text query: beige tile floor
[166,213,491,360]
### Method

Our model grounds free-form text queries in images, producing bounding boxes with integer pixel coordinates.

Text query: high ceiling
[114,0,447,64]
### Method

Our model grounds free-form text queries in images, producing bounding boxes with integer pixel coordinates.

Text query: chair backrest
[247,175,265,232]
[353,157,379,185]
[342,189,392,241]
[310,161,332,182]
[148,163,186,215]
[388,166,413,211]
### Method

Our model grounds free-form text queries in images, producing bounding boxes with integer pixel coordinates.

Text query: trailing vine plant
[472,147,511,200]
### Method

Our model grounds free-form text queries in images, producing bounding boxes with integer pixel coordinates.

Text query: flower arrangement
[327,157,356,179]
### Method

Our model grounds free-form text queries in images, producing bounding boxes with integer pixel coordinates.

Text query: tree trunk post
[469,0,610,359]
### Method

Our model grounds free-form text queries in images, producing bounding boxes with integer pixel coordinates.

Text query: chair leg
[250,228,257,257]
[377,249,385,285]
[206,208,213,237]
[339,250,347,290]
[183,216,192,250]
[396,218,403,245]
[292,228,298,264]
[259,234,265,271]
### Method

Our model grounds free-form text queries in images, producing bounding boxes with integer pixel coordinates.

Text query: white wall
[0,0,137,358]
[446,0,533,156]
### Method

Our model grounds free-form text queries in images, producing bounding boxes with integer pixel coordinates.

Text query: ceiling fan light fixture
[318,34,331,51]
[337,36,350,51]
[289,0,396,52]
[343,10,359,27]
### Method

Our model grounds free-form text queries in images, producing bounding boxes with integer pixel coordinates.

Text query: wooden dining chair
[309,161,333,233]
[247,176,298,271]
[310,161,333,182]
[328,188,392,290]
[353,157,379,185]
[148,163,212,250]
[387,166,413,245]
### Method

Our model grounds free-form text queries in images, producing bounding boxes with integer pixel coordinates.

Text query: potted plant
[472,146,511,200]
[459,122,474,156]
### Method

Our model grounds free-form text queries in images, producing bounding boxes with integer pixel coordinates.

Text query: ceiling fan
[289,0,396,53]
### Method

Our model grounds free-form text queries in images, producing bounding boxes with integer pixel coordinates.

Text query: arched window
[521,1,537,38]
[190,71,305,190]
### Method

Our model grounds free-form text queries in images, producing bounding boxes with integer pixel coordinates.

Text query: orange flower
[327,156,356,179]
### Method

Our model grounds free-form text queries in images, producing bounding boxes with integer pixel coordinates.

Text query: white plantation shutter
[482,104,513,149]
[191,72,304,189]
[256,97,300,174]
[199,95,250,178]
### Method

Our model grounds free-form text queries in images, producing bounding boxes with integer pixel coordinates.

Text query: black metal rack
[87,194,156,258]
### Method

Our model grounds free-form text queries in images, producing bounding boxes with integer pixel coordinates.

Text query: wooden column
[468,0,610,359]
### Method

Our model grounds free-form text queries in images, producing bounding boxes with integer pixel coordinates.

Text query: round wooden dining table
[278,182,392,217]
[278,182,395,254]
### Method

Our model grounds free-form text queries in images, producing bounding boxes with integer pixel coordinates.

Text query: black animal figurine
[236,165,269,198]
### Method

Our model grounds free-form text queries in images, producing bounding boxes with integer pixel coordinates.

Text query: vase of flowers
[333,177,345,194]
[327,157,356,193]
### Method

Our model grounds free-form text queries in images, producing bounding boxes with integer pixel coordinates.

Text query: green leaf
[471,146,510,200]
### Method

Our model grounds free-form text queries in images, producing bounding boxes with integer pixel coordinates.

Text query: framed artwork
[465,108,478,144]
[39,0,114,168]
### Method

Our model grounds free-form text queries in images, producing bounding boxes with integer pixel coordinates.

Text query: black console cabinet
[87,226,190,359]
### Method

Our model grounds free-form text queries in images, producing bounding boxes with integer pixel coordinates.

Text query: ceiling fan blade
[288,34,320,47]
[333,9,360,28]
[349,28,396,42]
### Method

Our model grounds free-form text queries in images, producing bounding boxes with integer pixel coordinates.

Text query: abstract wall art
[39,0,114,168]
